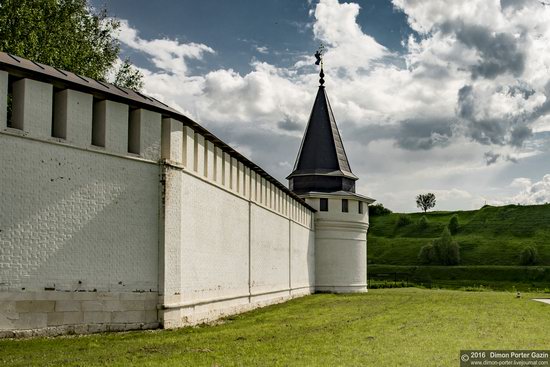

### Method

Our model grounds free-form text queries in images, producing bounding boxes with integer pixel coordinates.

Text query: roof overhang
[299,191,376,204]
[286,169,358,180]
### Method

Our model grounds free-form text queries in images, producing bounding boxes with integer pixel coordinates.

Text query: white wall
[0,135,160,293]
[290,222,316,293]
[250,204,290,296]
[0,65,317,335]
[305,196,369,293]
[160,122,316,327]
[179,173,250,302]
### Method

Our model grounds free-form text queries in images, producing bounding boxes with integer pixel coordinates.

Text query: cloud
[278,116,303,132]
[114,0,550,211]
[442,22,526,79]
[255,46,269,54]
[494,174,550,205]
[393,0,550,151]
[394,118,454,150]
[484,151,500,165]
[117,20,214,75]
[311,0,389,73]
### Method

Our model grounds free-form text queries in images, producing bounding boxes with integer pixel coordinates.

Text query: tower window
[342,199,348,213]
[358,201,363,214]
[320,198,328,212]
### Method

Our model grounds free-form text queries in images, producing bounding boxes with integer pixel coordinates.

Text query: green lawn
[1,288,550,366]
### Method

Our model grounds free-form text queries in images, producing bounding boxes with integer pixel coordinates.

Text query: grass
[368,265,550,291]
[1,288,550,366]
[368,204,550,266]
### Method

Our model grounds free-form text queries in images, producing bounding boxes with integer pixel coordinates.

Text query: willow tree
[0,0,143,90]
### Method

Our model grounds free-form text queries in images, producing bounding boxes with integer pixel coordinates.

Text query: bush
[395,214,412,228]
[370,203,392,216]
[418,228,460,265]
[448,214,459,235]
[520,246,538,265]
[418,244,435,264]
[418,215,429,230]
[434,228,460,265]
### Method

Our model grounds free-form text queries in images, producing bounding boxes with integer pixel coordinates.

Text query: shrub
[395,214,412,228]
[433,228,460,265]
[419,228,460,265]
[418,244,435,264]
[370,203,392,216]
[448,214,459,235]
[418,215,429,230]
[520,246,538,265]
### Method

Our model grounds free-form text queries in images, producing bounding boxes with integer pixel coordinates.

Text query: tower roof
[287,73,357,194]
[288,85,356,179]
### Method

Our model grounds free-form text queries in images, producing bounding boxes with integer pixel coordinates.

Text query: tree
[113,58,144,92]
[519,246,538,265]
[369,203,392,216]
[416,193,436,213]
[448,214,459,235]
[417,227,460,265]
[418,243,435,264]
[0,0,143,90]
[433,228,460,265]
[418,215,429,230]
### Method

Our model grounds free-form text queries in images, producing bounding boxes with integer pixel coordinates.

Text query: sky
[92,0,550,212]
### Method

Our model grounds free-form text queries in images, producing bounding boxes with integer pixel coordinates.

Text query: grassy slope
[1,289,550,366]
[368,204,550,266]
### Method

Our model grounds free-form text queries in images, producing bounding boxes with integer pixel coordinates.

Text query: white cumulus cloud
[117,19,214,75]
[113,0,550,211]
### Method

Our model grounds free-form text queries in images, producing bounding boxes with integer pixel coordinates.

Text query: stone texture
[12,78,53,137]
[55,300,81,312]
[15,301,55,313]
[83,312,111,324]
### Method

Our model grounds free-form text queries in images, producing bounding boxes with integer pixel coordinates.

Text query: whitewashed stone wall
[160,120,315,327]
[0,72,162,336]
[0,63,316,336]
[304,195,369,293]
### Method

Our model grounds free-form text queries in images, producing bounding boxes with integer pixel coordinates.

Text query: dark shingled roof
[287,83,357,194]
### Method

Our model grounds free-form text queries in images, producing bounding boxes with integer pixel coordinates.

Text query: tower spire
[287,48,357,195]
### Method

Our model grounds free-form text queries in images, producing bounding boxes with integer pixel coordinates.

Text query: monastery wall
[160,120,315,327]
[0,56,315,337]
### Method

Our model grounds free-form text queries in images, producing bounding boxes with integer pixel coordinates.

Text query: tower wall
[305,196,369,293]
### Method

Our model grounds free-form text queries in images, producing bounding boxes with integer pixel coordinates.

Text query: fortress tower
[288,67,375,293]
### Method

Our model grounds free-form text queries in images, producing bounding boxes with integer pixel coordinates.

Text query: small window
[358,201,363,214]
[342,199,348,213]
[92,98,105,147]
[7,75,20,130]
[128,108,140,154]
[6,78,13,128]
[52,88,66,139]
[320,198,328,212]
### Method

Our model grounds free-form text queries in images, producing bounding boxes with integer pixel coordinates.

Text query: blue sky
[95,0,413,73]
[94,0,550,212]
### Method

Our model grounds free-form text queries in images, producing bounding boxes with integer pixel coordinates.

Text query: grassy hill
[367,204,550,290]
[369,204,550,265]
